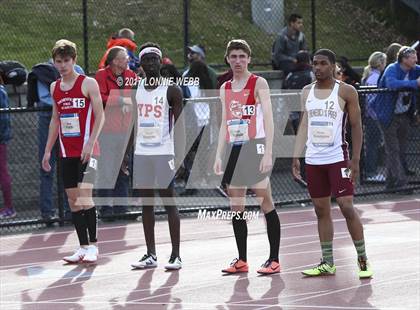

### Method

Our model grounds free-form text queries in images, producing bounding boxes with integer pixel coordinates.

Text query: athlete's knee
[231,205,245,213]
[338,203,357,220]
[164,205,179,215]
[142,205,155,212]
[260,195,274,214]
[314,205,331,219]
[158,188,174,198]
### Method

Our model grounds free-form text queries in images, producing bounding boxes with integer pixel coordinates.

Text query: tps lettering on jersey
[138,95,165,145]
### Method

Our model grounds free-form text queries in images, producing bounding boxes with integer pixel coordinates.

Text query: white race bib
[341,167,351,178]
[60,113,80,137]
[138,121,163,145]
[310,121,334,147]
[228,120,249,144]
[256,144,265,155]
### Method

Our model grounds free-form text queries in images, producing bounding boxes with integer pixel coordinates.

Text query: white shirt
[305,80,349,165]
[134,82,174,155]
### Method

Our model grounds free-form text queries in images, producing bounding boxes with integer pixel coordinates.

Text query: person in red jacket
[98,28,140,73]
[95,46,138,218]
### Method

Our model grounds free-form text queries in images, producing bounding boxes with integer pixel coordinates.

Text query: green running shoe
[302,260,336,276]
[358,258,373,279]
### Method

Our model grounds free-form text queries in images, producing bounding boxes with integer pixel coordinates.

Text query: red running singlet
[224,74,265,144]
[53,75,99,158]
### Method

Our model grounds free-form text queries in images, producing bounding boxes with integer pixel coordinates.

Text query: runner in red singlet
[214,39,281,275]
[42,40,104,264]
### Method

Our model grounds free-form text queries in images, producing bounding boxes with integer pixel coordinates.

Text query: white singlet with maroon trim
[134,82,174,155]
[305,80,349,165]
[53,74,99,158]
[224,74,265,144]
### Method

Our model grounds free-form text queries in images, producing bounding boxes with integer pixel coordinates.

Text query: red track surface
[1,197,419,309]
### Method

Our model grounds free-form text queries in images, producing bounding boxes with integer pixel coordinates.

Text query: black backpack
[0,61,27,86]
[283,69,313,90]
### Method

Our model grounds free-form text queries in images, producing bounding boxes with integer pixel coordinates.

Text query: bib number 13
[242,105,255,116]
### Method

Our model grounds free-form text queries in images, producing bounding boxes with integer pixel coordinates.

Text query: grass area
[0,0,409,72]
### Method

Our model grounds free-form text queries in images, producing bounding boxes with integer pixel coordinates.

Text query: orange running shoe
[222,258,249,274]
[257,259,280,275]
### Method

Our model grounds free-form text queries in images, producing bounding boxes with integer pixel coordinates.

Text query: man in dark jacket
[272,13,307,75]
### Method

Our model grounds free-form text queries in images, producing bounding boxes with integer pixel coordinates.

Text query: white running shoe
[82,245,98,263]
[164,256,182,270]
[63,247,87,263]
[131,254,157,269]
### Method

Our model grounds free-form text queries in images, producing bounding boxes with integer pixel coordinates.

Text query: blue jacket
[373,62,420,127]
[0,85,11,144]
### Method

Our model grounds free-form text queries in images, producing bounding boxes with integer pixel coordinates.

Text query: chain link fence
[1,88,419,232]
[0,0,410,73]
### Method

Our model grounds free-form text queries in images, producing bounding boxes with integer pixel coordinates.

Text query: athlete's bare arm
[41,82,60,172]
[255,77,274,173]
[340,83,362,184]
[81,77,105,163]
[292,84,311,180]
[168,85,186,168]
[214,82,227,175]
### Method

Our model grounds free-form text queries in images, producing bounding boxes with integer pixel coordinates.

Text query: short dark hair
[139,42,161,53]
[160,64,181,78]
[288,13,303,24]
[296,50,311,64]
[313,48,336,64]
[397,46,416,63]
[225,39,252,58]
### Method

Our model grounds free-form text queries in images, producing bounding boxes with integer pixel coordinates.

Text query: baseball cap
[188,45,205,58]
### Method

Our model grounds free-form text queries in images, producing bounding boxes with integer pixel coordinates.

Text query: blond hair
[362,51,386,82]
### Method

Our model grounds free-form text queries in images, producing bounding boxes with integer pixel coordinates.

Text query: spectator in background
[161,63,190,99]
[217,56,233,89]
[95,46,138,219]
[383,42,415,176]
[181,61,214,195]
[28,60,84,224]
[385,43,402,67]
[283,50,314,133]
[415,40,420,64]
[161,63,191,189]
[0,71,15,219]
[334,65,344,81]
[98,28,140,73]
[337,56,361,86]
[361,51,387,182]
[272,13,307,75]
[373,46,420,191]
[183,44,217,88]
